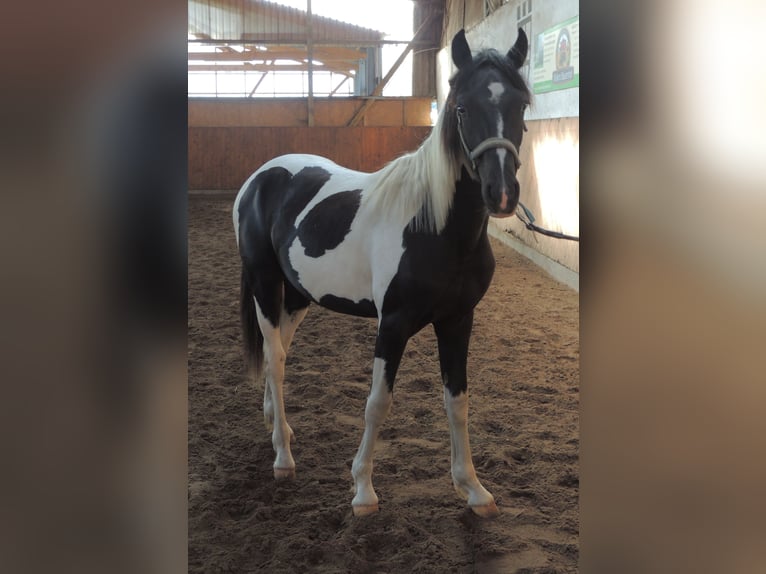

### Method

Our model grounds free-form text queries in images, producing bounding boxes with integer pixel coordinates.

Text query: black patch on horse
[319,294,377,318]
[297,189,362,257]
[280,166,333,228]
[238,166,292,261]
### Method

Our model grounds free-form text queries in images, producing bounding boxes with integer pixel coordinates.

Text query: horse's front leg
[434,312,499,517]
[351,319,408,516]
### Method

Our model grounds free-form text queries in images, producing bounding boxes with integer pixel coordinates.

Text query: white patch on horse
[487,81,505,104]
[287,205,406,308]
[495,113,507,174]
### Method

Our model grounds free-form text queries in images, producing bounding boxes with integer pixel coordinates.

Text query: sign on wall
[532,16,579,94]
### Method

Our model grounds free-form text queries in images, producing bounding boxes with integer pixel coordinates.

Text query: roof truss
[188,43,367,75]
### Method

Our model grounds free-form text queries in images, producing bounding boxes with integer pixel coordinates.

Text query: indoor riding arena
[188,1,579,572]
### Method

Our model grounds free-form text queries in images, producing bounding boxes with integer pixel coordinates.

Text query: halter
[456,112,522,177]
[455,111,579,241]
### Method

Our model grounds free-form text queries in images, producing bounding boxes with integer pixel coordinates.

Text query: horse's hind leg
[262,307,308,437]
[251,279,301,479]
[263,283,309,441]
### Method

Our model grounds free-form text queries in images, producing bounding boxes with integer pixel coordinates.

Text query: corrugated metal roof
[189,0,386,43]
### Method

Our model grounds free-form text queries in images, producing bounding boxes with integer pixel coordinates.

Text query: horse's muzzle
[483,179,520,218]
[476,146,520,218]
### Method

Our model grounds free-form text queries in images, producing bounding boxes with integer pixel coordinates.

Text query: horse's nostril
[499,191,509,211]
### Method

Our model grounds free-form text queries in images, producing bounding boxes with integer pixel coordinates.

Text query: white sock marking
[254,299,294,474]
[352,357,392,509]
[444,388,495,507]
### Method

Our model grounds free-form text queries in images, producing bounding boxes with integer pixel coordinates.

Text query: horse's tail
[240,265,264,382]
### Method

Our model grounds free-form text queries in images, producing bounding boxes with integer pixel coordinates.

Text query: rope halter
[456,112,522,177]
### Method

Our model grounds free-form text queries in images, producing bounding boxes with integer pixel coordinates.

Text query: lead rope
[515,202,580,242]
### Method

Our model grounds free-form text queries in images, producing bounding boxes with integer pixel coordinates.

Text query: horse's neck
[442,169,491,253]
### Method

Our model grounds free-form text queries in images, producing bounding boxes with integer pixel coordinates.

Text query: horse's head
[444,28,530,218]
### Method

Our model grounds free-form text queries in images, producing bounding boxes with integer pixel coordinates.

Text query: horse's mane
[363,48,531,234]
[363,109,459,234]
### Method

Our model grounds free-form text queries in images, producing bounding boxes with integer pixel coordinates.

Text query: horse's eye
[456,104,467,117]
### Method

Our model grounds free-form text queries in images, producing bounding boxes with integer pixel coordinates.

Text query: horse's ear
[508,28,528,68]
[451,29,473,69]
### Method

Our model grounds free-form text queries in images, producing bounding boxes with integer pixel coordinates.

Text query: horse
[233,28,530,518]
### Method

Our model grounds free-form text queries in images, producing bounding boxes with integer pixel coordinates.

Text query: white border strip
[488,221,579,292]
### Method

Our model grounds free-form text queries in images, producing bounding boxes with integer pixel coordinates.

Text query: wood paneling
[404,98,432,126]
[443,0,485,44]
[363,101,404,127]
[314,100,356,127]
[189,98,433,128]
[412,0,444,97]
[189,126,432,190]
[189,98,433,189]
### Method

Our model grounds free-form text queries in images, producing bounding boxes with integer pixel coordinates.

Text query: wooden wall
[189,98,434,128]
[412,0,444,97]
[443,0,486,42]
[189,98,434,190]
[189,125,432,190]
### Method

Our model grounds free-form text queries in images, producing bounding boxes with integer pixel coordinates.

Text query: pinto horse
[234,28,530,517]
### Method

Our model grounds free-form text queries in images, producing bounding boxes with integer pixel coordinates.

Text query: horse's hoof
[453,483,469,501]
[352,503,379,517]
[273,467,295,480]
[470,500,500,518]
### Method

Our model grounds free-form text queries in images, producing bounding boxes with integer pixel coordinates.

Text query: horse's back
[258,153,367,178]
[234,153,391,315]
[234,154,367,239]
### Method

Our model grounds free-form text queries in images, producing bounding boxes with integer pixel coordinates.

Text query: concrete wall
[437,0,579,275]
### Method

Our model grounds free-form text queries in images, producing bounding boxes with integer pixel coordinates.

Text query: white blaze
[496,114,507,171]
[488,82,507,172]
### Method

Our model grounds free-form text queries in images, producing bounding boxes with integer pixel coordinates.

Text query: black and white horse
[234,29,530,517]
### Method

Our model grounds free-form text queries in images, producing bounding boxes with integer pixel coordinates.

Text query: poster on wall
[532,15,579,94]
